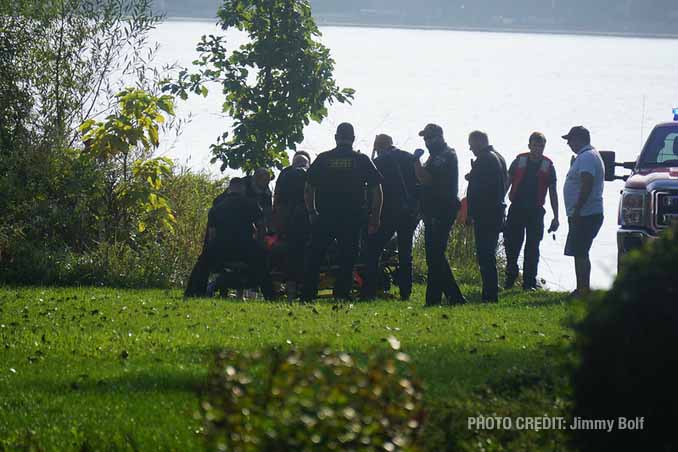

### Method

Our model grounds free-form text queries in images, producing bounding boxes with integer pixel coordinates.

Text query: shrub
[200,342,424,451]
[572,224,678,452]
[0,170,226,289]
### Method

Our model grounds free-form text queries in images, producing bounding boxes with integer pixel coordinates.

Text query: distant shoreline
[165,16,678,41]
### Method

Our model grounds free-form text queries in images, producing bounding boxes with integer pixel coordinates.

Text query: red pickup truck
[603,116,678,269]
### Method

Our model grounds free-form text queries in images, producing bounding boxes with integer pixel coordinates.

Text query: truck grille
[655,191,678,229]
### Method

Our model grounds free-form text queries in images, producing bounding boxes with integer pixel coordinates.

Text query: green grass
[0,285,580,451]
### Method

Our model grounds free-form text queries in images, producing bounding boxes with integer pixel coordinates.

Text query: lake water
[150,20,678,290]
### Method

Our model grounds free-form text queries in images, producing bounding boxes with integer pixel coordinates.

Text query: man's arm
[414,159,433,185]
[505,160,517,195]
[273,180,282,208]
[450,153,459,202]
[367,184,383,235]
[573,172,594,217]
[548,183,560,232]
[304,182,318,222]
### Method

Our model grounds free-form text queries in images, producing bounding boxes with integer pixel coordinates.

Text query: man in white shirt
[562,126,605,297]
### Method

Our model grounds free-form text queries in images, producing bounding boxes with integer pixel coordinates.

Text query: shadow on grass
[2,339,576,451]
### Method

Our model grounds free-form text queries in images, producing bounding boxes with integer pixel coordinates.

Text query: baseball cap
[562,126,590,141]
[419,123,444,138]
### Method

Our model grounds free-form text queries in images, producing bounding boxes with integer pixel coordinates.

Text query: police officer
[302,123,384,301]
[243,168,274,238]
[184,178,274,299]
[274,151,312,299]
[504,132,559,290]
[466,131,508,303]
[362,134,420,301]
[413,124,466,306]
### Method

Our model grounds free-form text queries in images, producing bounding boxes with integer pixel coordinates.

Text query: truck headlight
[620,190,647,227]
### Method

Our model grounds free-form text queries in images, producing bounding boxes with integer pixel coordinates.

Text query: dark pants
[423,217,464,306]
[302,214,362,301]
[474,217,503,302]
[278,203,310,282]
[504,206,545,288]
[363,214,419,300]
[184,241,274,299]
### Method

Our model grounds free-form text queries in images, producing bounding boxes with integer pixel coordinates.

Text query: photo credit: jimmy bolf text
[468,416,646,432]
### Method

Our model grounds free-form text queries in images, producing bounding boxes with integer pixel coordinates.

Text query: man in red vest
[504,132,560,290]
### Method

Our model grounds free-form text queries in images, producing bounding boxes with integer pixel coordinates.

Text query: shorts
[564,214,604,257]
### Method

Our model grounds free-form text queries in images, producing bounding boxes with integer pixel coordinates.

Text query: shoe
[481,298,498,303]
[504,273,518,289]
[423,302,440,308]
[568,289,592,299]
[523,285,538,292]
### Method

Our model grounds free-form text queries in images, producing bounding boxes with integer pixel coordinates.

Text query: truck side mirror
[599,150,617,182]
[599,151,635,182]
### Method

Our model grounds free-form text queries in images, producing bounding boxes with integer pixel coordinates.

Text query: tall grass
[412,223,507,286]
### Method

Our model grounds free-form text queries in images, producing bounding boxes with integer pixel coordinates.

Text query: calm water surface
[151,21,678,290]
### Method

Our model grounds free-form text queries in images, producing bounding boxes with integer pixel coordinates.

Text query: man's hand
[548,218,560,233]
[414,148,425,159]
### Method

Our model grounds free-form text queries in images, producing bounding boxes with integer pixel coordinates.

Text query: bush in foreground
[200,342,424,451]
[572,225,678,452]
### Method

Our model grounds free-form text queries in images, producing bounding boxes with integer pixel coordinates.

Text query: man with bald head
[362,134,420,301]
[467,130,508,303]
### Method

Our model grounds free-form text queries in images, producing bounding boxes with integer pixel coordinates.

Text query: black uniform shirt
[467,146,508,221]
[275,166,307,207]
[421,146,460,220]
[307,145,383,216]
[373,148,418,221]
[208,194,262,249]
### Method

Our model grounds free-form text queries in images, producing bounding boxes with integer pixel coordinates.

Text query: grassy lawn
[0,285,580,451]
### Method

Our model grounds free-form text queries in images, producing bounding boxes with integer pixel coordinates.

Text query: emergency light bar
[673,107,678,121]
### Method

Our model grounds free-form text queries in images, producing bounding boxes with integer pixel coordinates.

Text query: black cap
[419,123,444,138]
[336,123,355,139]
[562,126,590,141]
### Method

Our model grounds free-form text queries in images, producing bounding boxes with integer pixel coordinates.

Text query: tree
[0,0,164,149]
[0,0,169,253]
[163,0,355,173]
[80,88,177,239]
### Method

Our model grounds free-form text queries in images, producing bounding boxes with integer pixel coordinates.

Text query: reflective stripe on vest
[509,153,553,207]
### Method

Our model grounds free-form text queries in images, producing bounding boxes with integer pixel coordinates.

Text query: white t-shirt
[563,146,605,217]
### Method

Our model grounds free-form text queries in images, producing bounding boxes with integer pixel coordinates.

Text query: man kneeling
[184,177,274,299]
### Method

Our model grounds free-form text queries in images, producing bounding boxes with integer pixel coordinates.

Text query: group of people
[185,121,605,303]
